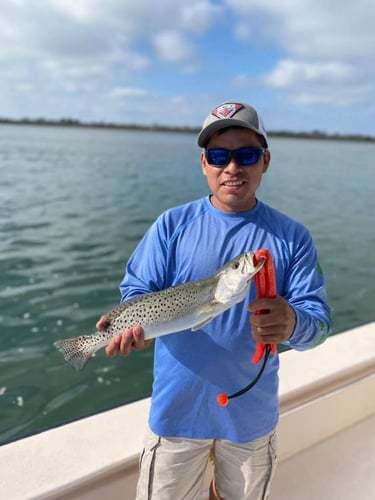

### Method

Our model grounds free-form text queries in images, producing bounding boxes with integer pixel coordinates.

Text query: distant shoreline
[1,117,374,143]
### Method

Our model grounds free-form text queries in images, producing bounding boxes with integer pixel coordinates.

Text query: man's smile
[222,180,246,187]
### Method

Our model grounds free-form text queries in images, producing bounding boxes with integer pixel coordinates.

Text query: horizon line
[1,117,374,142]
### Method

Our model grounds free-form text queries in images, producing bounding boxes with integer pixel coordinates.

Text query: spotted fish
[54,252,264,370]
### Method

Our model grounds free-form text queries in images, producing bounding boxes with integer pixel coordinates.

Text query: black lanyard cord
[217,345,271,406]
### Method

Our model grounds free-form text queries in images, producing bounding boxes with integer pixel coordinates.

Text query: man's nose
[224,158,242,172]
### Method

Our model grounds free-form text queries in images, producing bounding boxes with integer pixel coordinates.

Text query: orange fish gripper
[216,249,278,407]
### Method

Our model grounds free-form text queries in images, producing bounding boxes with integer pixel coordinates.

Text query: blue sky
[1,0,374,135]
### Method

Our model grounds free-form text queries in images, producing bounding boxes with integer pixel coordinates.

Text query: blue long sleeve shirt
[119,196,332,443]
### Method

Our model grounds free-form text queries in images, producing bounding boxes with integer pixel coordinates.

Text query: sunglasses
[204,147,266,167]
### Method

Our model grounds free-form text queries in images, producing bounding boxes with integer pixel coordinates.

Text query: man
[99,102,332,499]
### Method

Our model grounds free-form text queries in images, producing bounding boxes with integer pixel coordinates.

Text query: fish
[53,251,265,370]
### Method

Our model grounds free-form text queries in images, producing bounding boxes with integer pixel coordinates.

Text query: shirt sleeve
[281,229,332,351]
[119,215,168,301]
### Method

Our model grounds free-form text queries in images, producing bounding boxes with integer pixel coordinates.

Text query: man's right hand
[96,316,152,357]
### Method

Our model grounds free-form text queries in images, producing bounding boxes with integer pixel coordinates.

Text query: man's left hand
[248,296,296,344]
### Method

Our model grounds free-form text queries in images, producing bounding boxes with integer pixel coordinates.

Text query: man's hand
[248,296,296,344]
[96,315,110,330]
[96,316,152,357]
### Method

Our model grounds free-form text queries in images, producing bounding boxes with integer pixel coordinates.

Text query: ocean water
[1,125,374,445]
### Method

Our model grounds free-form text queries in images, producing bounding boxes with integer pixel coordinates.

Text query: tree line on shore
[0,116,374,143]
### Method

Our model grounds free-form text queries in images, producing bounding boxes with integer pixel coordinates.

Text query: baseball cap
[197,102,268,148]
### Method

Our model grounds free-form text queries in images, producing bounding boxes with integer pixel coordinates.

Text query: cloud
[288,84,374,107]
[109,87,150,99]
[263,60,355,88]
[233,58,373,108]
[0,0,373,132]
[152,31,193,63]
[225,0,375,58]
[180,2,224,35]
[226,0,375,111]
[266,60,372,107]
[0,1,216,93]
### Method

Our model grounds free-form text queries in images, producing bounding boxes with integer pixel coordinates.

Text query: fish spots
[54,252,259,369]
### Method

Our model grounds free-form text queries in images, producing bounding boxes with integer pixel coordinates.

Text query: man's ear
[201,151,208,177]
[263,150,271,173]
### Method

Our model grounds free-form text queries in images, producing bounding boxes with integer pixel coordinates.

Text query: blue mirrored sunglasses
[204,147,266,167]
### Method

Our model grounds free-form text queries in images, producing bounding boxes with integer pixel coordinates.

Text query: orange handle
[252,249,278,363]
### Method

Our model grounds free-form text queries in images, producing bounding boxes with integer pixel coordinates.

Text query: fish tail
[54,334,99,370]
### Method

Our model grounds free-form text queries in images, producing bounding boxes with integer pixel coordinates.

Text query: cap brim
[197,119,268,148]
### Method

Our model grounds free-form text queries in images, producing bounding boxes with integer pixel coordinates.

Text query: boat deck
[0,322,374,499]
[270,414,375,500]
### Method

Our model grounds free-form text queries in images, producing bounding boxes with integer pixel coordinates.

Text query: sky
[1,0,375,135]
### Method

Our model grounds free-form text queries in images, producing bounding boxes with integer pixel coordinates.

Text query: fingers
[105,326,152,357]
[251,324,289,344]
[131,325,153,351]
[248,296,296,343]
[96,315,110,330]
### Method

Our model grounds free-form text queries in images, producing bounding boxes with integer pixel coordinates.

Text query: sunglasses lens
[205,148,263,167]
[206,149,230,166]
[236,148,261,166]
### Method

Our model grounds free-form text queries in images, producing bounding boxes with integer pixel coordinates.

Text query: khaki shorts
[135,427,277,500]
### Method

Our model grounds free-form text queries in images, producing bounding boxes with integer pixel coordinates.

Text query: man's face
[201,128,270,213]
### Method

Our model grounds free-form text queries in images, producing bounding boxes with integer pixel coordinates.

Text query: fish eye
[232,262,240,269]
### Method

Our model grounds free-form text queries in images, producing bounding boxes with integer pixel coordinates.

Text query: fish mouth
[244,251,265,280]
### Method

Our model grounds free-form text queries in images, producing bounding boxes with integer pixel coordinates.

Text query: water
[1,125,374,445]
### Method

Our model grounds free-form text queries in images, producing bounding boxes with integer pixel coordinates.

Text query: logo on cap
[211,103,244,119]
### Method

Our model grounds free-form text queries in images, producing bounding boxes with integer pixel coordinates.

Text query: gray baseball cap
[197,102,268,148]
